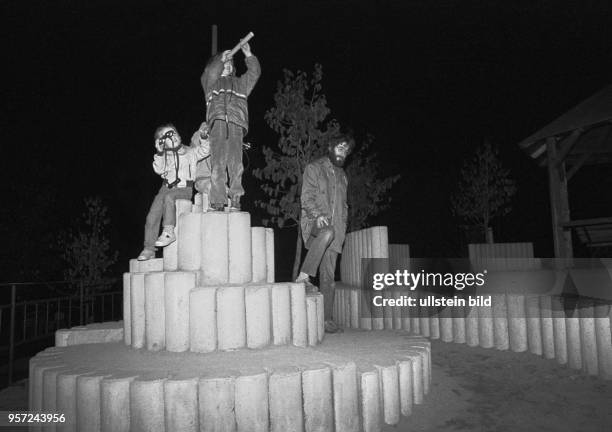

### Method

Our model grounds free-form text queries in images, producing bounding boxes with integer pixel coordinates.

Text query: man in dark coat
[296,134,354,333]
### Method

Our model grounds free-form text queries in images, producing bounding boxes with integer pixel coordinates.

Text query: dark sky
[3,0,612,281]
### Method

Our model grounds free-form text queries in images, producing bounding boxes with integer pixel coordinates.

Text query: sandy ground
[1,337,610,431]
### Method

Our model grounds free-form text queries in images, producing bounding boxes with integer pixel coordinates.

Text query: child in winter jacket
[137,124,210,261]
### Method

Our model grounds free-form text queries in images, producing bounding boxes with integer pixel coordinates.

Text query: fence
[0,280,122,386]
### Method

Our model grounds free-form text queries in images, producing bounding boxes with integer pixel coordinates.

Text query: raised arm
[239,42,261,96]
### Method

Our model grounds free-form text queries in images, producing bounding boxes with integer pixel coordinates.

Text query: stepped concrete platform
[31,329,430,432]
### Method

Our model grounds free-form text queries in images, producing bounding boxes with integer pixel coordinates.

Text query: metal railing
[0,280,122,386]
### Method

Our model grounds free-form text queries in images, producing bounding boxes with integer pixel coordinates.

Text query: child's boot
[137,248,156,261]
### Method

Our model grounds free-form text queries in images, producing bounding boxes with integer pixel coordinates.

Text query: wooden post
[546,137,573,262]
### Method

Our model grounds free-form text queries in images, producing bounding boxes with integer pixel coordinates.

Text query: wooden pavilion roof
[518,85,612,167]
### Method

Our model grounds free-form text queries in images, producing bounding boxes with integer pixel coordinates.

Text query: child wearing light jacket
[137,123,210,261]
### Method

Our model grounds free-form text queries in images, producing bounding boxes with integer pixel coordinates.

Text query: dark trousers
[143,185,192,250]
[301,226,338,320]
[210,120,244,206]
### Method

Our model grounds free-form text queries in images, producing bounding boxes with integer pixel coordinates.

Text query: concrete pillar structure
[228,212,252,283]
[332,362,360,432]
[540,295,555,359]
[271,284,291,345]
[302,365,333,432]
[144,272,165,351]
[492,294,509,351]
[189,287,217,353]
[76,371,112,432]
[377,364,400,426]
[579,299,598,376]
[165,271,196,352]
[565,306,583,370]
[100,373,138,432]
[526,295,543,355]
[360,370,382,432]
[314,293,325,343]
[235,371,269,432]
[306,295,319,346]
[265,228,275,282]
[199,374,236,432]
[439,305,453,343]
[452,303,466,344]
[465,305,479,347]
[594,302,612,379]
[56,368,92,432]
[507,294,527,352]
[178,212,203,271]
[251,227,267,283]
[290,283,307,347]
[269,368,304,432]
[164,199,192,271]
[217,285,246,350]
[551,296,568,364]
[245,284,272,348]
[130,273,146,349]
[122,273,131,346]
[201,212,229,284]
[130,373,167,432]
[165,376,199,432]
[478,300,494,349]
[397,359,413,417]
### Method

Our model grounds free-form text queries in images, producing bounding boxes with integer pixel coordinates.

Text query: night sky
[3,0,612,282]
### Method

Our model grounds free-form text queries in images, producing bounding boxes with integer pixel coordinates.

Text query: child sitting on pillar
[137,124,210,261]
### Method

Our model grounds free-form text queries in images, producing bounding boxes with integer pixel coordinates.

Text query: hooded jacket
[153,142,209,188]
[300,156,348,254]
[201,55,261,134]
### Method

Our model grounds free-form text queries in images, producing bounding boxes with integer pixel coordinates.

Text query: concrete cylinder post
[164,199,192,271]
[145,272,166,351]
[350,288,360,329]
[465,304,479,347]
[251,227,267,283]
[359,370,382,432]
[314,293,325,343]
[265,228,275,282]
[507,294,527,352]
[42,366,70,432]
[165,271,196,352]
[178,212,203,271]
[551,296,568,364]
[136,258,164,273]
[492,294,509,351]
[579,299,598,376]
[332,362,360,432]
[393,288,403,330]
[565,305,582,370]
[165,375,199,432]
[429,313,440,340]
[246,285,272,348]
[269,368,304,432]
[526,295,543,355]
[594,302,612,379]
[130,373,167,432]
[439,305,453,343]
[302,365,333,432]
[478,299,494,349]
[217,285,246,350]
[306,295,319,346]
[228,212,252,284]
[199,374,236,432]
[56,368,92,432]
[383,288,394,330]
[201,212,229,284]
[420,304,431,338]
[452,302,466,344]
[189,287,217,353]
[30,359,61,412]
[235,371,269,432]
[130,273,146,349]
[76,371,112,432]
[100,373,139,432]
[407,353,423,404]
[397,359,413,417]
[271,284,291,345]
[290,283,307,347]
[123,273,131,345]
[377,364,400,426]
[540,295,555,359]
